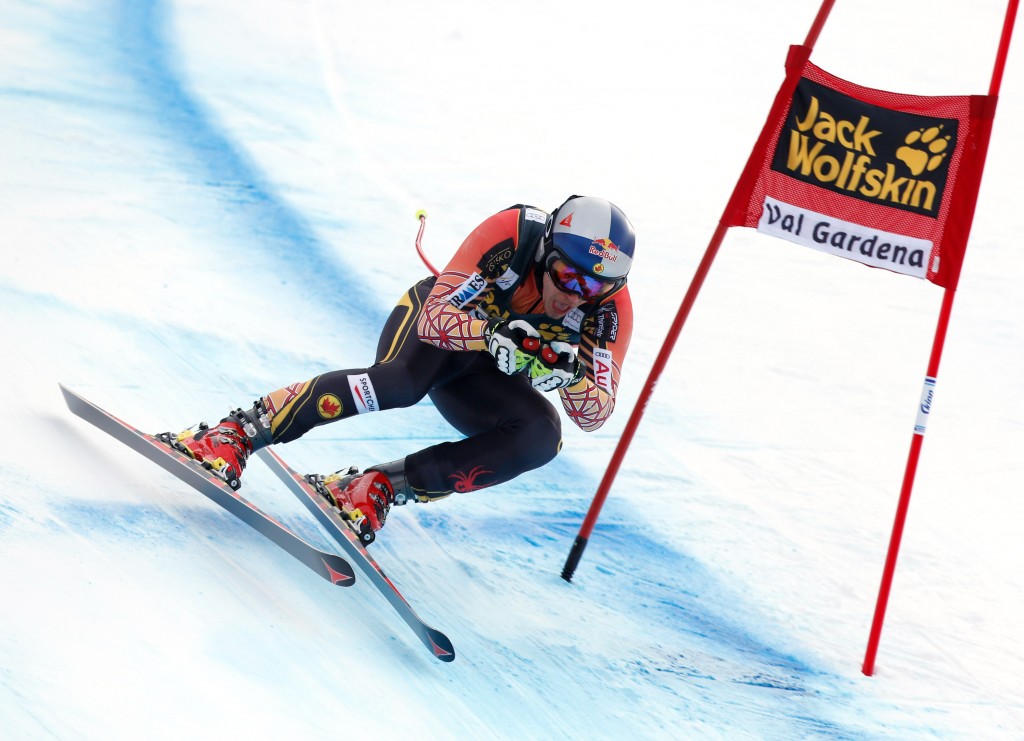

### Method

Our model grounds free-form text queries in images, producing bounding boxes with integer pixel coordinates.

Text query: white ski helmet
[543,195,636,283]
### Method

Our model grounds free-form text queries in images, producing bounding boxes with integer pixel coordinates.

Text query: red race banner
[565,2,1017,679]
[726,45,996,289]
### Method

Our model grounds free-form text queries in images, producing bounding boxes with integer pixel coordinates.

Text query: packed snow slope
[2,0,1023,738]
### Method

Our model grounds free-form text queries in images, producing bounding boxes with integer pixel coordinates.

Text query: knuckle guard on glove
[528,341,584,391]
[485,318,542,376]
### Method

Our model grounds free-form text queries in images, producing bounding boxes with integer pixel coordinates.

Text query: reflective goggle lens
[548,259,617,299]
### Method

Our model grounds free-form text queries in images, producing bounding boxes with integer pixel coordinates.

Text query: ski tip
[425,628,456,662]
[321,555,356,587]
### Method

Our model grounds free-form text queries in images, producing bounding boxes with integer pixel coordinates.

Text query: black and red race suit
[259,205,633,500]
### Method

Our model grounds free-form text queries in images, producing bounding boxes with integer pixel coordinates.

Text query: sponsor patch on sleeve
[479,239,515,279]
[348,373,380,414]
[591,348,614,395]
[496,268,519,290]
[592,303,619,342]
[447,272,488,309]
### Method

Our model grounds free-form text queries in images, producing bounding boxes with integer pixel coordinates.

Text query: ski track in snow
[2,0,1021,738]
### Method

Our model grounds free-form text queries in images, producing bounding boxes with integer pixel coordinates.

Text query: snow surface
[2,0,1023,738]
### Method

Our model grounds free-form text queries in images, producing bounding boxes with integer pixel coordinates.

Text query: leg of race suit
[260,276,561,501]
[265,278,458,444]
[404,352,563,499]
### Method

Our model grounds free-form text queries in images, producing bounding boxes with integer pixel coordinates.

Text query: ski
[59,384,355,587]
[255,448,456,663]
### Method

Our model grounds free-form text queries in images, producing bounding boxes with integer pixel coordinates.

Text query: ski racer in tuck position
[166,195,636,543]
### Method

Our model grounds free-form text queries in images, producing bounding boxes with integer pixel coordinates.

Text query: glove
[485,318,541,375]
[527,341,585,392]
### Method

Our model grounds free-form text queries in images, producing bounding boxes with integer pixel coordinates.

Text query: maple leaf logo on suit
[317,394,343,419]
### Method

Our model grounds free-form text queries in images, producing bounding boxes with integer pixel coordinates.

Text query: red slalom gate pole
[561,0,838,582]
[803,0,836,48]
[862,289,955,676]
[862,0,1018,676]
[561,221,729,581]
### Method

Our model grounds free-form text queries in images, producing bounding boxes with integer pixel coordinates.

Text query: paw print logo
[536,322,568,342]
[896,126,951,176]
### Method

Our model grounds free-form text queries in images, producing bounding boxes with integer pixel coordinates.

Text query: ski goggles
[546,256,621,300]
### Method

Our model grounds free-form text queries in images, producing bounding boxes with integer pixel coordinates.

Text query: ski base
[59,384,355,587]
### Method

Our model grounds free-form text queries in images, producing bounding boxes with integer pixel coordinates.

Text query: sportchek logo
[447,273,488,309]
[348,373,379,414]
[771,78,958,217]
[592,348,614,395]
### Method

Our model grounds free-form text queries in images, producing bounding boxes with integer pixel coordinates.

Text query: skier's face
[541,267,588,318]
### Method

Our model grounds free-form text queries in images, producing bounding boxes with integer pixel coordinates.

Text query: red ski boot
[306,468,395,545]
[163,403,272,490]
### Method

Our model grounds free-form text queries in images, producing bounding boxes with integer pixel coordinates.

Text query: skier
[166,195,635,543]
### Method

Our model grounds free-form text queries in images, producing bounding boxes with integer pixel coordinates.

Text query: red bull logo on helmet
[589,237,620,274]
[588,238,620,262]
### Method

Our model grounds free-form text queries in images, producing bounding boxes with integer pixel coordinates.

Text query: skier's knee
[368,365,432,409]
[511,408,562,471]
